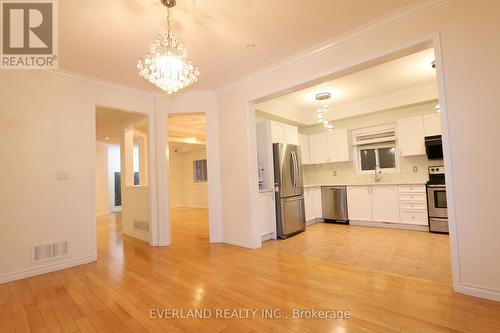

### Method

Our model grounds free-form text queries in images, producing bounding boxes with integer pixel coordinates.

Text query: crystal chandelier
[315,92,334,131]
[137,0,200,94]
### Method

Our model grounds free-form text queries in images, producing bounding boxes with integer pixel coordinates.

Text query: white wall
[0,69,155,282]
[182,148,208,208]
[215,0,500,300]
[95,142,110,216]
[121,128,150,242]
[168,147,184,208]
[168,146,208,208]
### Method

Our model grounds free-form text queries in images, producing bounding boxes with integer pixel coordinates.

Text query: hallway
[2,210,500,332]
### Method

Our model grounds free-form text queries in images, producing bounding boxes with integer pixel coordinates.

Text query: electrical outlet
[333,170,337,176]
[412,166,418,172]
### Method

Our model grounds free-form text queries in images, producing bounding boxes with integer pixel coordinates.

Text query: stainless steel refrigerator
[273,143,306,238]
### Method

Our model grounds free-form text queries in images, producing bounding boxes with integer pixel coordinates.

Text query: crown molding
[261,83,438,126]
[34,69,155,96]
[152,90,216,98]
[30,68,215,98]
[217,0,461,94]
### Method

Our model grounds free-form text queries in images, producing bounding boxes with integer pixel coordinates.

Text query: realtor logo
[1,0,58,68]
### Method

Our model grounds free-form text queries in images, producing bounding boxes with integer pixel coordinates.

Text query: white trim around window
[355,141,400,174]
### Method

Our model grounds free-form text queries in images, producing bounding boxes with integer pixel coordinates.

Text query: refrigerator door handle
[291,150,299,188]
[289,150,295,187]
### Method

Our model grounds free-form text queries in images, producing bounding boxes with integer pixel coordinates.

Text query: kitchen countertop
[304,182,426,187]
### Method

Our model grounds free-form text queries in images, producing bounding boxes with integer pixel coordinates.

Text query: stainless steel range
[426,166,448,233]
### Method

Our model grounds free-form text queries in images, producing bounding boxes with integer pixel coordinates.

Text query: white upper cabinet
[307,130,350,164]
[285,125,299,145]
[397,116,425,156]
[270,121,298,145]
[371,186,400,223]
[270,121,285,143]
[308,133,329,164]
[347,186,372,221]
[327,129,350,162]
[424,113,442,137]
[298,133,310,164]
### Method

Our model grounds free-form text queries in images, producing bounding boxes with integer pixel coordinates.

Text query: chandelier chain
[167,6,171,39]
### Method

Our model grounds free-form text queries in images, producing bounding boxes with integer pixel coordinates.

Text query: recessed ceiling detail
[58,0,418,90]
[257,48,438,126]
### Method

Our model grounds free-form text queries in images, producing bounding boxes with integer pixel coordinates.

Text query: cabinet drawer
[400,211,428,225]
[398,185,425,193]
[399,202,427,211]
[399,193,426,202]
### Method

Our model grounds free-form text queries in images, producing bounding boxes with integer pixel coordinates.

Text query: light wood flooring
[1,208,500,332]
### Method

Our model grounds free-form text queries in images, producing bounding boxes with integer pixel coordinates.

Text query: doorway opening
[252,44,453,284]
[95,107,151,245]
[166,113,210,243]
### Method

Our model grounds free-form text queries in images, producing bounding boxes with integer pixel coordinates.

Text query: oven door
[427,185,448,218]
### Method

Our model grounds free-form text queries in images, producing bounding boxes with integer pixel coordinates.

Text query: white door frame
[152,95,223,246]
[245,32,461,291]
[94,105,159,247]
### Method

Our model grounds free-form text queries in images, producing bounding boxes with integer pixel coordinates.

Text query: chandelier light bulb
[137,1,200,93]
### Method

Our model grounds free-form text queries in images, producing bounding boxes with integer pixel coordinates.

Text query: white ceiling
[167,113,206,143]
[256,48,438,126]
[59,0,418,91]
[96,110,206,147]
[95,108,147,143]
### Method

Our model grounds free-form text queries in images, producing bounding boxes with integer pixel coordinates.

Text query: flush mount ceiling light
[137,0,200,94]
[314,92,334,130]
[315,92,331,101]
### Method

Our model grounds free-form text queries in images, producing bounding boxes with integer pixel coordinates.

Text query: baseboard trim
[0,255,96,284]
[157,240,171,247]
[306,218,324,226]
[122,230,150,243]
[261,232,275,242]
[457,283,500,302]
[350,220,428,231]
[209,236,223,243]
[223,237,256,249]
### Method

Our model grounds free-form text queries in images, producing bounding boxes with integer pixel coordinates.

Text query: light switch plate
[412,166,418,172]
[56,171,70,181]
[332,170,337,176]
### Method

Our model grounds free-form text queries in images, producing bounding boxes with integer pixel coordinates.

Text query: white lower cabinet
[347,185,426,225]
[398,185,428,225]
[371,186,400,223]
[304,187,322,221]
[347,186,372,221]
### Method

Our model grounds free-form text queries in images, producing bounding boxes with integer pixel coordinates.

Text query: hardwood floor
[2,208,500,332]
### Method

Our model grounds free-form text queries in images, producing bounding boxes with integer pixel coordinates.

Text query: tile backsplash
[303,155,444,185]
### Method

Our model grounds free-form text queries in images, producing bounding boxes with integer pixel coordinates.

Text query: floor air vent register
[33,241,69,262]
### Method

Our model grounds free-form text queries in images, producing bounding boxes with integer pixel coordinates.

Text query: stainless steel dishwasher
[321,186,349,224]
